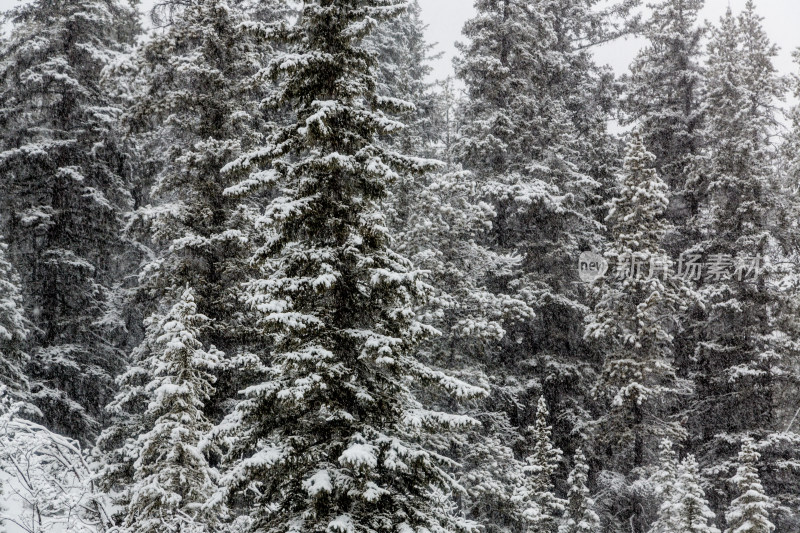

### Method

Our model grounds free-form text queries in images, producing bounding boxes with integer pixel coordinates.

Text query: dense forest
[0,0,797,531]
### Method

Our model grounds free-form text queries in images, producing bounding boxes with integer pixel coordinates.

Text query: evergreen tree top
[674,455,720,533]
[219,2,485,532]
[123,287,225,533]
[724,438,775,533]
[607,134,671,245]
[652,438,679,495]
[559,447,600,533]
[527,397,563,486]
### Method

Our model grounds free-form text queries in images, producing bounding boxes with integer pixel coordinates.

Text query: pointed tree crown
[724,438,775,533]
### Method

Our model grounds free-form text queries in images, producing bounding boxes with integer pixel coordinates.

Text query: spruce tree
[126,0,279,423]
[379,8,534,530]
[98,0,274,520]
[0,240,30,406]
[122,289,224,533]
[586,136,693,467]
[370,9,539,529]
[454,0,607,462]
[368,0,509,375]
[585,135,695,532]
[652,439,680,500]
[668,456,720,533]
[523,397,565,533]
[396,169,527,377]
[620,0,709,444]
[536,0,637,205]
[367,9,526,530]
[124,0,269,356]
[396,167,536,531]
[724,438,774,533]
[559,448,600,533]
[783,49,800,199]
[688,6,800,524]
[455,417,531,533]
[366,0,440,158]
[451,2,637,525]
[622,0,706,221]
[455,0,566,176]
[0,0,139,440]
[648,439,680,533]
[756,30,800,533]
[219,1,485,531]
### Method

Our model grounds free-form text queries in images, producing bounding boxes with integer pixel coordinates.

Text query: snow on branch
[0,403,112,533]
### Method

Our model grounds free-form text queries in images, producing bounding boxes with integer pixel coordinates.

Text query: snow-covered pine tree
[366,0,440,158]
[369,10,538,530]
[396,169,528,382]
[368,0,490,352]
[535,0,637,208]
[620,0,709,436]
[369,0,456,275]
[586,135,693,465]
[687,5,800,526]
[585,135,695,532]
[394,165,539,532]
[523,397,565,533]
[371,6,535,528]
[455,0,557,177]
[724,438,774,533]
[622,0,706,222]
[121,288,224,533]
[751,33,800,533]
[455,0,618,223]
[98,0,276,520]
[781,49,800,243]
[0,0,139,440]
[652,439,680,500]
[366,0,508,356]
[0,240,30,406]
[648,439,681,533]
[692,3,784,426]
[124,0,278,420]
[433,76,462,165]
[126,0,273,353]
[664,455,721,533]
[218,1,485,531]
[784,49,800,203]
[366,9,528,530]
[559,448,600,533]
[454,0,607,464]
[454,415,532,533]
